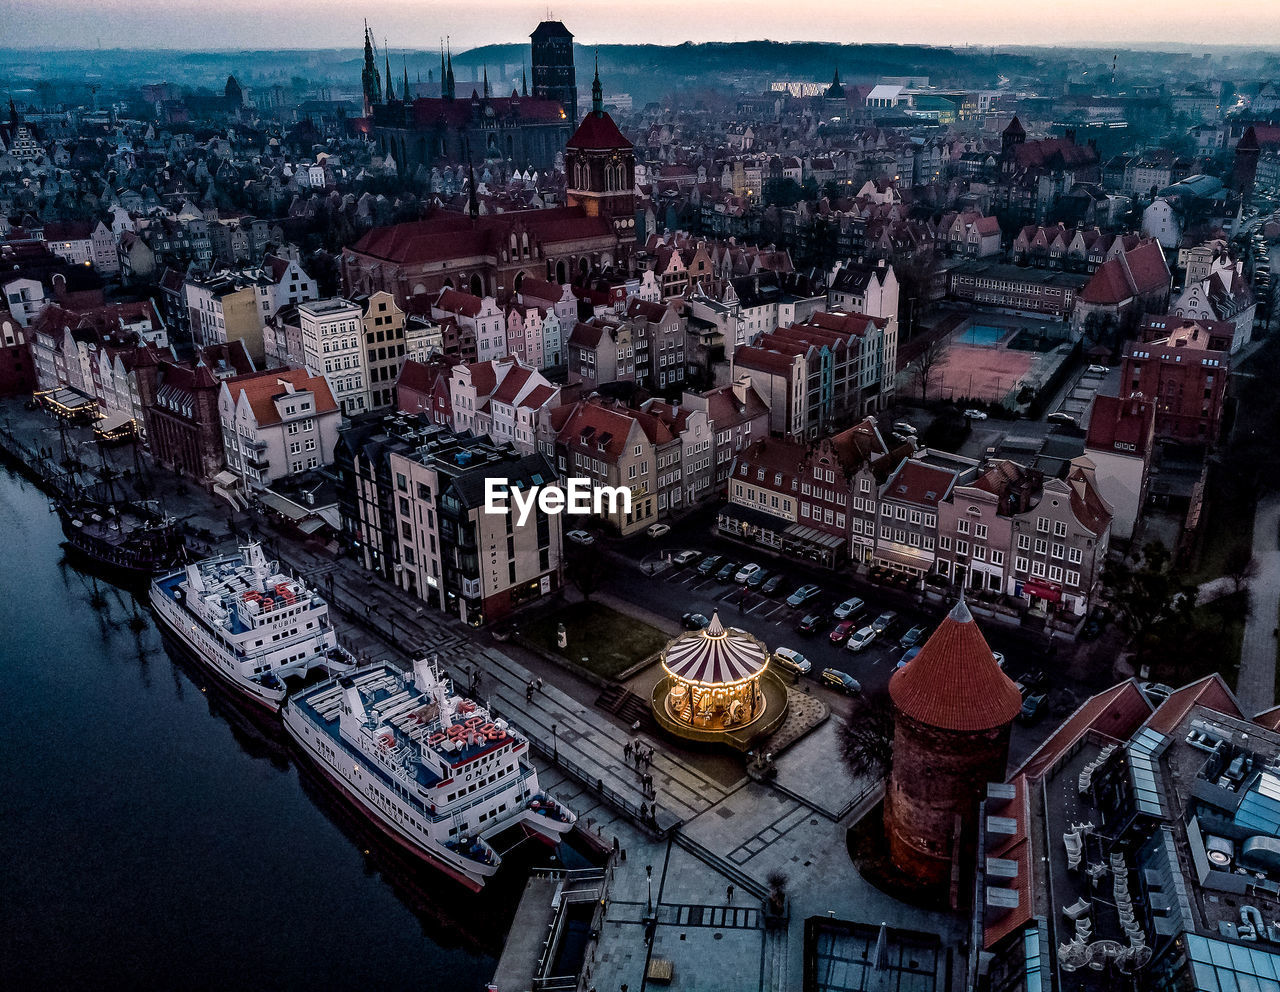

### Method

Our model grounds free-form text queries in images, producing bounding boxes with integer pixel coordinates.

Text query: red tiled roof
[436,287,484,317]
[1143,674,1242,735]
[225,367,336,426]
[1078,257,1133,305]
[459,360,498,396]
[519,383,556,409]
[1124,239,1171,296]
[883,460,957,508]
[1066,466,1112,536]
[557,401,637,462]
[733,345,801,375]
[518,277,567,304]
[1013,681,1152,781]
[566,110,632,150]
[889,596,1022,732]
[491,364,534,404]
[1085,395,1154,459]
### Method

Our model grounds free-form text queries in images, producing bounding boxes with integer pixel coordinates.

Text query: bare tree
[1224,543,1260,596]
[837,692,895,780]
[565,542,608,603]
[911,337,948,404]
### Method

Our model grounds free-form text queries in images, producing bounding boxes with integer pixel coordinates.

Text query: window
[1037,516,1050,533]
[1015,556,1028,573]
[1051,543,1064,559]
[991,550,1004,567]
[895,507,906,521]
[956,539,969,556]
[1054,520,1067,538]
[1069,547,1082,565]
[881,525,891,540]
[939,535,952,551]
[956,519,970,535]
[1066,570,1080,587]
[1034,538,1048,556]
[974,524,987,540]
[1049,565,1063,582]
[1031,561,1046,577]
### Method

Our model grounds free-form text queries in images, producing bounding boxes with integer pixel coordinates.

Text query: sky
[3,0,1280,51]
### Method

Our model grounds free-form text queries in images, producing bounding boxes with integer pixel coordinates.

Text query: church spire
[403,57,410,103]
[361,21,382,114]
[440,40,447,97]
[591,50,603,116]
[445,38,455,101]
[483,65,490,100]
[384,42,394,102]
[522,66,529,98]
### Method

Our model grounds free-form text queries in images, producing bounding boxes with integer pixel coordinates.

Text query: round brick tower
[885,594,1022,891]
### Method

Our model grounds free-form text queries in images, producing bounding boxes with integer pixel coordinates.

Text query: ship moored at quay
[283,656,577,891]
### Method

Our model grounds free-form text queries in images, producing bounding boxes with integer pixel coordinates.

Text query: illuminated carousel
[653,612,786,748]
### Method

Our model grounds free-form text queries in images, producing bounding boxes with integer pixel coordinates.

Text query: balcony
[246,453,270,470]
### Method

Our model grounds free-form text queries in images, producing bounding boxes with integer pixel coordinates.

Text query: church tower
[884,595,1022,899]
[530,20,577,121]
[361,22,382,116]
[563,56,636,241]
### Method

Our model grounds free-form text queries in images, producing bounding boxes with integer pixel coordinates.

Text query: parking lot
[609,535,1060,733]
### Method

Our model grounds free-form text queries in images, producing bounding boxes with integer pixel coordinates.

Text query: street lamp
[646,863,653,914]
[551,722,558,763]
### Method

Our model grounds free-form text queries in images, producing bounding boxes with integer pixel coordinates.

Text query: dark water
[0,468,563,990]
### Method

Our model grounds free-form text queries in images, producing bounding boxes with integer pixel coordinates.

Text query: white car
[963,409,988,421]
[734,563,762,584]
[893,421,918,436]
[566,530,595,545]
[673,550,700,565]
[846,626,877,652]
[833,596,865,620]
[647,523,671,538]
[1087,364,1108,374]
[772,647,812,675]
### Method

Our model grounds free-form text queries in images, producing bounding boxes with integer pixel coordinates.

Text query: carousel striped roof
[661,612,769,685]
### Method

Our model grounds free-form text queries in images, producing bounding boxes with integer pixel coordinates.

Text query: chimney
[732,372,751,405]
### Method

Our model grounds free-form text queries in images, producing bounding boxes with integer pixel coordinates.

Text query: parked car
[796,613,824,635]
[893,421,918,436]
[833,596,865,620]
[673,550,701,566]
[820,669,862,694]
[746,568,770,590]
[963,409,988,420]
[566,530,595,545]
[696,555,722,575]
[681,612,711,630]
[1047,412,1078,426]
[870,610,898,634]
[787,583,822,606]
[646,523,671,538]
[734,563,762,584]
[761,574,784,596]
[900,623,929,648]
[895,646,922,670]
[772,647,812,675]
[1087,364,1109,374]
[714,561,740,582]
[846,626,877,652]
[1018,692,1049,724]
[829,620,857,645]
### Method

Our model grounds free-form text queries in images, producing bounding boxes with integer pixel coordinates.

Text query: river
[0,465,554,989]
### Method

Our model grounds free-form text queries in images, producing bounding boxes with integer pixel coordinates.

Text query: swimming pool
[958,324,1007,347]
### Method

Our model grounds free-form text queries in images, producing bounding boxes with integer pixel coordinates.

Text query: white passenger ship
[283,656,577,891]
[150,542,355,712]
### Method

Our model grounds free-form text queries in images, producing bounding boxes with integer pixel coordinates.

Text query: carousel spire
[706,611,725,636]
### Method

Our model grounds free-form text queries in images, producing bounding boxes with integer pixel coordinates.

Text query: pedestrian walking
[640,802,649,822]
[526,682,535,703]
[726,884,734,904]
[536,677,544,693]
[624,741,633,762]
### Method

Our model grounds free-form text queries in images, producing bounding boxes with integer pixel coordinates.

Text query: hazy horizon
[4,0,1280,52]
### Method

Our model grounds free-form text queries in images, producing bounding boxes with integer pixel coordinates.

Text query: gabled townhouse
[873,459,963,578]
[1171,268,1256,354]
[1008,464,1112,619]
[449,356,562,454]
[395,355,460,423]
[355,290,406,410]
[430,287,506,364]
[218,367,341,490]
[935,460,1038,594]
[718,419,907,568]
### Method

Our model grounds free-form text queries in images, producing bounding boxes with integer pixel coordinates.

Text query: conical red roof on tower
[889,594,1022,732]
